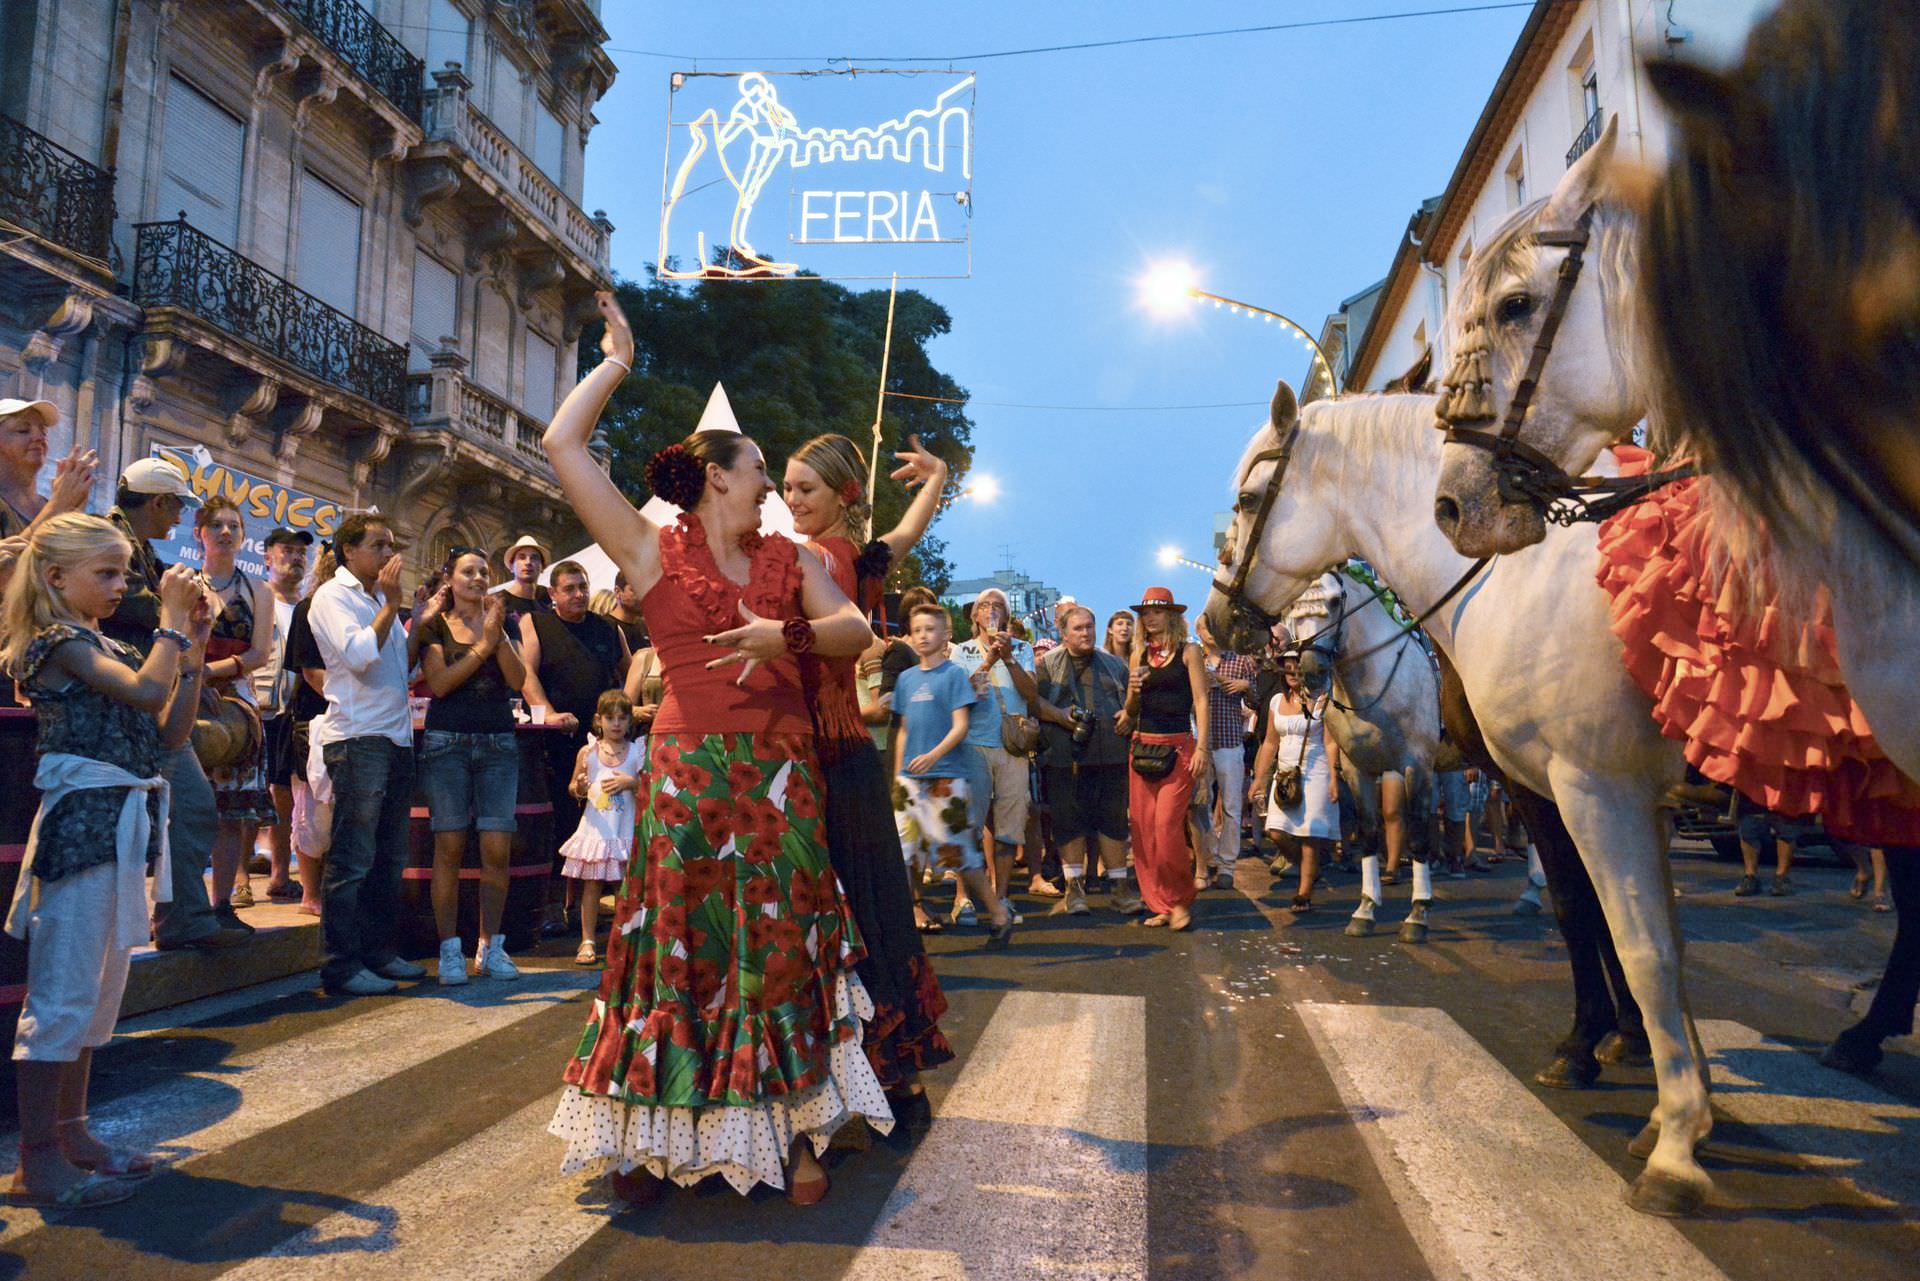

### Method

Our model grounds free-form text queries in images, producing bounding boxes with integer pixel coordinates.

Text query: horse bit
[1435,206,1696,526]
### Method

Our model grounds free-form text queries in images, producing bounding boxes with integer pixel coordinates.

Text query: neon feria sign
[658,70,975,281]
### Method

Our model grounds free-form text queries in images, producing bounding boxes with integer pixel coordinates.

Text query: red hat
[1131,585,1187,614]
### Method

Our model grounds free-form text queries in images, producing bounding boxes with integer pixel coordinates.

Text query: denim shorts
[420,730,519,833]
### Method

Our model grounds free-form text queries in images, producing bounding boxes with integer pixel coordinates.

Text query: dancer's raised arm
[877,434,948,561]
[543,292,661,593]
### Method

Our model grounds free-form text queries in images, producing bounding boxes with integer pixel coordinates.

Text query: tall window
[297,171,362,317]
[409,251,458,372]
[474,282,511,395]
[489,48,522,145]
[159,76,244,245]
[533,104,565,181]
[1505,149,1528,209]
[423,0,469,83]
[523,330,557,421]
[1582,66,1600,122]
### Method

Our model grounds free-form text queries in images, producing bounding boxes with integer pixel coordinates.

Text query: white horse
[1203,385,1710,1216]
[1283,570,1443,942]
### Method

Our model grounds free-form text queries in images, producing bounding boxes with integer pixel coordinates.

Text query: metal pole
[868,272,899,498]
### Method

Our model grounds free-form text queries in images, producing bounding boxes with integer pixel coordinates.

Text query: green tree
[580,264,975,594]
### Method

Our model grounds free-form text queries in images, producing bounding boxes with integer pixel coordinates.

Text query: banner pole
[867,272,899,500]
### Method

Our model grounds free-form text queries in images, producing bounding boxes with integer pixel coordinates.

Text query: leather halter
[1212,417,1305,634]
[1438,208,1696,525]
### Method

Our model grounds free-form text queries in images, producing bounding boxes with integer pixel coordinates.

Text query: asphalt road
[0,847,1914,1280]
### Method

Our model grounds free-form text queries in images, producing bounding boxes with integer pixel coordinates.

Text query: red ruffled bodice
[641,515,812,737]
[1595,446,1920,844]
[798,535,874,754]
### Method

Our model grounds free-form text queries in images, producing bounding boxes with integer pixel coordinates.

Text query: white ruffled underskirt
[548,971,896,1194]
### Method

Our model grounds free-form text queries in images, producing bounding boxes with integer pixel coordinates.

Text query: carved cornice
[223,372,281,447]
[404,157,462,226]
[292,64,341,131]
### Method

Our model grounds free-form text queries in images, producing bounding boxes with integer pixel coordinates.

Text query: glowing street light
[959,472,1000,504]
[1136,259,1338,396]
[1157,544,1212,574]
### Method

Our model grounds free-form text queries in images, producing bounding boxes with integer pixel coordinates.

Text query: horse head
[1203,379,1348,654]
[1432,117,1645,558]
[1284,570,1348,700]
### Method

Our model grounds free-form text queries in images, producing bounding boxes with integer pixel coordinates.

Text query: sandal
[1141,913,1170,928]
[1290,895,1314,914]
[1874,892,1893,913]
[57,1120,156,1182]
[1851,871,1870,900]
[574,940,598,967]
[914,913,944,935]
[7,1139,138,1209]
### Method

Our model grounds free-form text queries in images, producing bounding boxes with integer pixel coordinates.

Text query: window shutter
[474,283,510,394]
[533,104,564,180]
[422,0,470,83]
[297,171,363,317]
[159,76,244,245]
[490,49,522,145]
[409,251,458,371]
[523,330,557,421]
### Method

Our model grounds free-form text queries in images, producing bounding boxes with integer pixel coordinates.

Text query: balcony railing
[134,217,408,414]
[0,112,117,263]
[1566,106,1604,167]
[279,0,424,121]
[421,72,610,272]
[407,362,554,472]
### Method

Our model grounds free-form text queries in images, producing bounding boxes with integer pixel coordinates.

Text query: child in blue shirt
[890,604,1012,947]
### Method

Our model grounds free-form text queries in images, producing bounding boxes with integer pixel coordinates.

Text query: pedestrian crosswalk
[1,969,1916,1279]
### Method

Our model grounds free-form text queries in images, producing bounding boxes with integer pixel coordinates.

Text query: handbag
[1130,737,1177,779]
[1270,701,1314,809]
[992,679,1042,756]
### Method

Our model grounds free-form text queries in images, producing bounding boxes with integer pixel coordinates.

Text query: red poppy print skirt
[549,731,895,1193]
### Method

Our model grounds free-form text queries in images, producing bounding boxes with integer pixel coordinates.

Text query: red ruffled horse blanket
[1595,446,1920,845]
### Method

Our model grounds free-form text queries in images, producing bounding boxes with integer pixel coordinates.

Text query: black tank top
[1138,641,1195,734]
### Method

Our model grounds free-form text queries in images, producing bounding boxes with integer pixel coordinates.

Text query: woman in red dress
[783,432,956,1129]
[544,295,889,1204]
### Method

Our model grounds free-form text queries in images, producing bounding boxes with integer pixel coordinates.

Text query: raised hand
[376,554,405,605]
[45,447,98,518]
[703,600,785,686]
[596,290,636,368]
[888,434,947,491]
[480,593,505,646]
[156,564,200,628]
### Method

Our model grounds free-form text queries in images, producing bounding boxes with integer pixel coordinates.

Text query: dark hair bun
[645,443,705,509]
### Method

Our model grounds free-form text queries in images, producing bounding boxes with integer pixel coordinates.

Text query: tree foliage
[580,265,975,594]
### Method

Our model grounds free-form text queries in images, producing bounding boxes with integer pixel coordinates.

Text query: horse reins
[1437,206,1696,526]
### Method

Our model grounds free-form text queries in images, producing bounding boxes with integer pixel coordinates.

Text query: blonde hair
[1128,605,1189,671]
[0,513,131,676]
[304,545,337,600]
[588,588,617,615]
[790,434,872,542]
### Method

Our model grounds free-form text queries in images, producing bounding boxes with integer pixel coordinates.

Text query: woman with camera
[1118,586,1210,931]
[1250,647,1340,913]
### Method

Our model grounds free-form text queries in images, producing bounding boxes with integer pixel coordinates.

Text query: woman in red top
[543,295,887,1205]
[783,432,955,1128]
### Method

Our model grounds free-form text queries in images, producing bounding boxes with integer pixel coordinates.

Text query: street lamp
[957,472,1000,504]
[1137,260,1338,397]
[1156,544,1213,575]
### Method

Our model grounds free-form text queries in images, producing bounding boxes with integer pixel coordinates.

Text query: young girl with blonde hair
[2,514,210,1209]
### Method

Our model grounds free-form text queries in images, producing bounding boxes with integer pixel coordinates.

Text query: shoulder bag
[1270,699,1313,809]
[991,672,1042,756]
[1127,642,1180,779]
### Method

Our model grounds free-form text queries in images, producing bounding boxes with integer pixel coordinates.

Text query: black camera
[1068,706,1097,753]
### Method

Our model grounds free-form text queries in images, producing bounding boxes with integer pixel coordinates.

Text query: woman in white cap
[0,399,97,540]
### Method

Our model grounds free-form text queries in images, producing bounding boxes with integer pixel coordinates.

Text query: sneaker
[1109,886,1146,915]
[438,937,468,986]
[998,897,1024,926]
[984,917,1015,950]
[229,881,256,909]
[1212,869,1236,890]
[479,938,521,980]
[1065,882,1091,915]
[331,968,399,996]
[1769,875,1794,897]
[1465,856,1490,873]
[213,902,256,934]
[1733,874,1761,897]
[372,957,428,980]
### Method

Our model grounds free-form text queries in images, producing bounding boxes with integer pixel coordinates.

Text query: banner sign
[148,445,342,578]
[659,69,974,281]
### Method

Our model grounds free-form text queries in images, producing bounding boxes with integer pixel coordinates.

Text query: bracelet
[602,357,631,375]
[781,616,817,654]
[153,627,191,650]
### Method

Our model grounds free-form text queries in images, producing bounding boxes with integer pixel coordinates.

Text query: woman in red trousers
[1118,586,1210,930]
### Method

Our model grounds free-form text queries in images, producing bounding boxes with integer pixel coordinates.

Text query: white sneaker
[479,938,520,980]
[437,937,468,986]
[999,897,1024,926]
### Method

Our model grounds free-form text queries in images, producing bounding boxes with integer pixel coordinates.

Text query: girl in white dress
[560,690,642,966]
[1250,651,1340,913]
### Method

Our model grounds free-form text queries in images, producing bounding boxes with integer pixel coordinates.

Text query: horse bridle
[1437,207,1696,525]
[1212,410,1305,635]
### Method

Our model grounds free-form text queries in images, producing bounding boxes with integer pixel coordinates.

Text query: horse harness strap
[1440,207,1698,526]
[1212,420,1304,631]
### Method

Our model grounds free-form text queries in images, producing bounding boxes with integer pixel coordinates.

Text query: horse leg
[1400,766,1434,944]
[1552,767,1713,1216]
[1516,786,1616,1089]
[1347,770,1385,937]
[1821,846,1920,1074]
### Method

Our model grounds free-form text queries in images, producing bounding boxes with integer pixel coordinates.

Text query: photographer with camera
[1034,605,1138,916]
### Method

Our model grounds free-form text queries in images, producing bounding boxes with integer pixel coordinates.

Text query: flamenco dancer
[782,432,957,1130]
[545,294,893,1204]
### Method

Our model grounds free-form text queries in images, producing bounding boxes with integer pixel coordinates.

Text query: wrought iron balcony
[1566,106,1604,167]
[133,217,408,414]
[278,0,424,121]
[0,112,117,264]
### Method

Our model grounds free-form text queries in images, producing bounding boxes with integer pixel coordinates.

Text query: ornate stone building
[1,0,615,572]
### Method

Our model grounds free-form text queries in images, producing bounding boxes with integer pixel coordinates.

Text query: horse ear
[1643,58,1741,139]
[1269,380,1298,435]
[1542,114,1620,227]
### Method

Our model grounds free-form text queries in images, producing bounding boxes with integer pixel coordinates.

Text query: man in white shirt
[308,514,427,996]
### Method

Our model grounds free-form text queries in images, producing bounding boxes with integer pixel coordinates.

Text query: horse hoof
[1626,1121,1660,1161]
[1344,916,1376,938]
[1819,1029,1884,1076]
[1625,1169,1707,1218]
[1595,1032,1654,1067]
[1511,896,1543,916]
[1534,1054,1601,1090]
[1398,920,1428,945]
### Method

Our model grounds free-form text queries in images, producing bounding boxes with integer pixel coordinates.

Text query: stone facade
[0,0,615,572]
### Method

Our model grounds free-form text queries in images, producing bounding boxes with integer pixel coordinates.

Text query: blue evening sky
[583,1,1529,625]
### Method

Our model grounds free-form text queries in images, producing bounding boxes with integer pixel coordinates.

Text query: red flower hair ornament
[646,443,705,509]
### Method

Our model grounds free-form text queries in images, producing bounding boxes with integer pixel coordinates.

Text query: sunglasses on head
[444,545,487,562]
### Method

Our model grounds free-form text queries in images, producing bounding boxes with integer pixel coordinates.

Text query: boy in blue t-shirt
[891,604,1013,946]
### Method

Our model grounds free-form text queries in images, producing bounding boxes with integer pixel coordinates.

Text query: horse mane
[1641,0,1920,572]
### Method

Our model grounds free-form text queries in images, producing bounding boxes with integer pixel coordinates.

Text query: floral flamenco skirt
[548,731,894,1194]
[1595,450,1920,845]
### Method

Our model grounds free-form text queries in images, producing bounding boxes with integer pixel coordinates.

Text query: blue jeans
[320,736,415,990]
[420,730,519,833]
